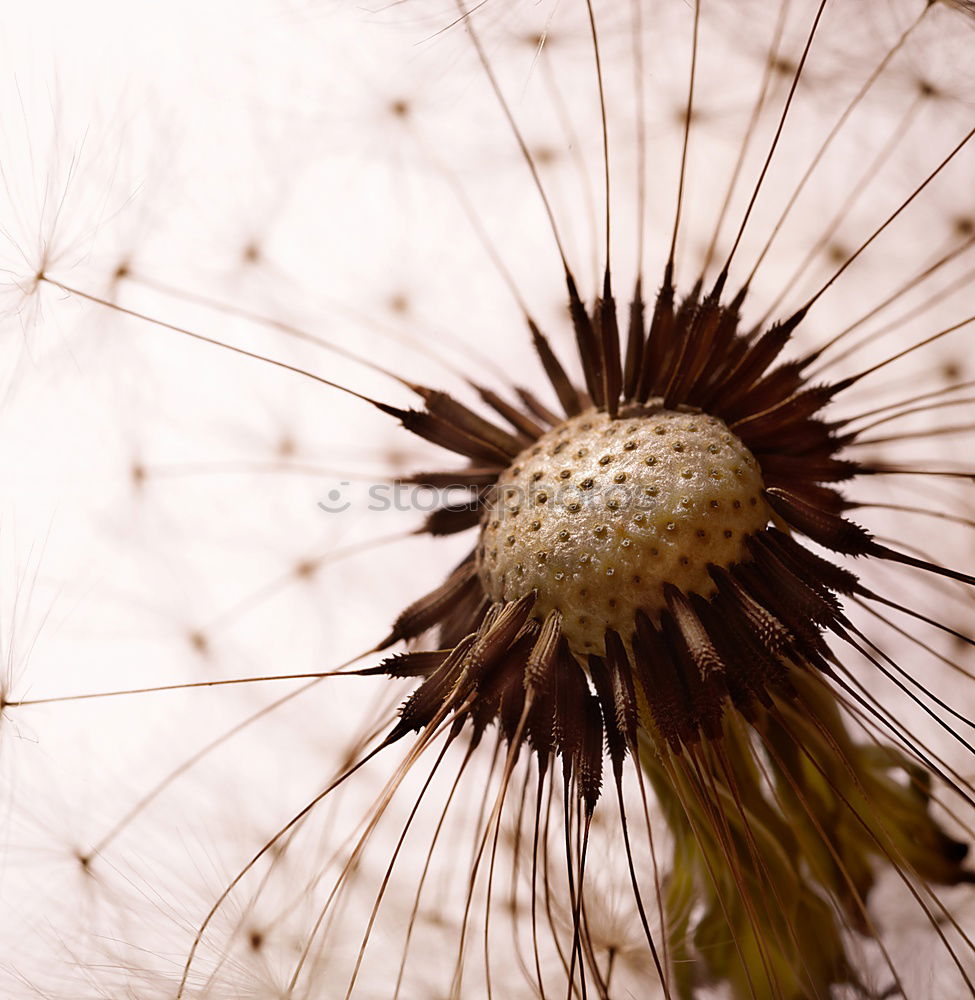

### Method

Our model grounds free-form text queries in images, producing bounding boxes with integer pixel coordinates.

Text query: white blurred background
[2,1,975,996]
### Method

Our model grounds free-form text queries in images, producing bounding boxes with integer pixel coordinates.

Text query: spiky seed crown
[373,282,972,767]
[356,269,975,999]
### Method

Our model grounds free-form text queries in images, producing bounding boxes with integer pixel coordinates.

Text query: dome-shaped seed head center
[477,407,772,655]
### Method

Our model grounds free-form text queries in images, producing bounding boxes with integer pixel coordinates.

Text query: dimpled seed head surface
[477,407,771,655]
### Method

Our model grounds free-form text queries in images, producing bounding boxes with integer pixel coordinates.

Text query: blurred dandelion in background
[3,1,975,998]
